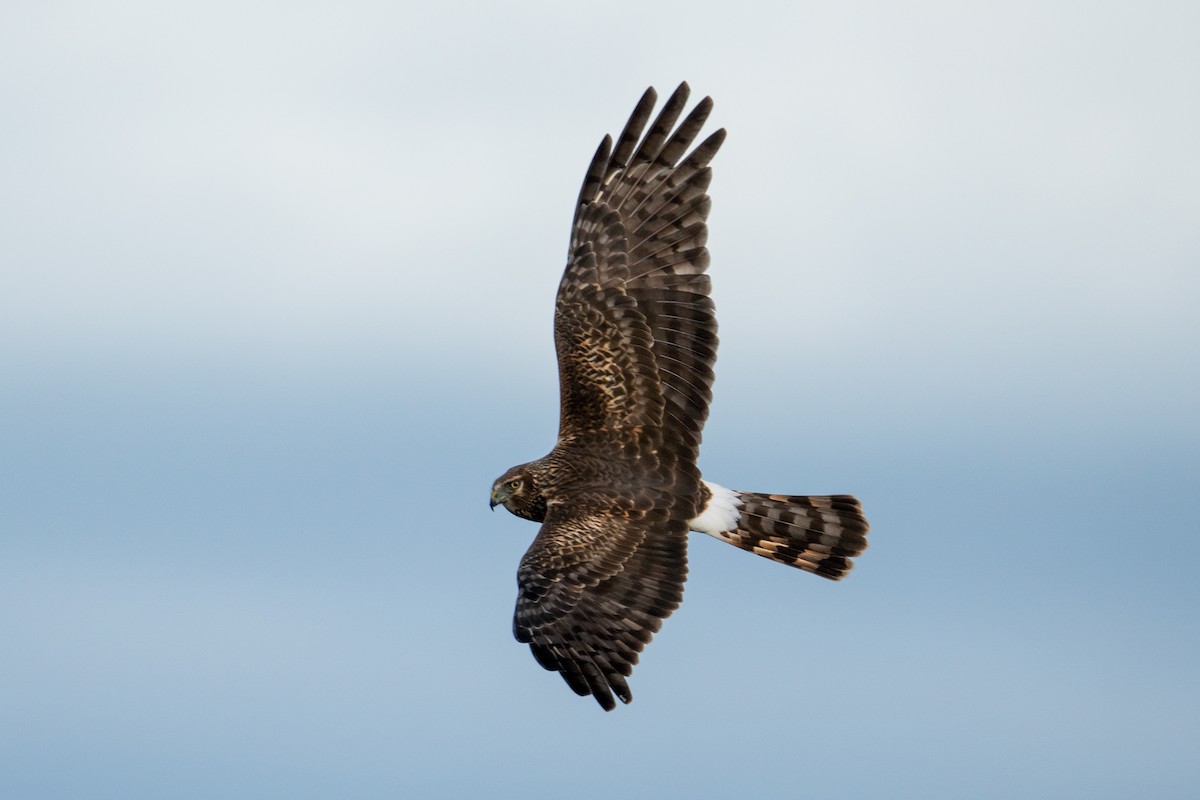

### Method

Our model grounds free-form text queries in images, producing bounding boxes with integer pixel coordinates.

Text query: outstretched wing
[514,494,687,710]
[522,84,723,709]
[556,82,725,466]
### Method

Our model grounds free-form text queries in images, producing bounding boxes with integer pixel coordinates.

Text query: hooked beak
[490,482,515,511]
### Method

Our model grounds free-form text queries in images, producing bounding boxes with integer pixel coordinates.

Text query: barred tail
[689,483,870,580]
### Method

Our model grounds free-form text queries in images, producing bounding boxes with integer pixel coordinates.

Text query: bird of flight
[490,83,869,710]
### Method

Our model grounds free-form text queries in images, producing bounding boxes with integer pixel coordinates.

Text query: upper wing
[555,83,725,460]
[514,497,687,710]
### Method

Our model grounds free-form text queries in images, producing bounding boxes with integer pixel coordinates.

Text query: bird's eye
[508,479,521,491]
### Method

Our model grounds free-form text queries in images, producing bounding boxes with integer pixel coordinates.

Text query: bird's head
[490,466,546,522]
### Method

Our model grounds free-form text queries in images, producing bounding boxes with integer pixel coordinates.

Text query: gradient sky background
[3,1,1198,798]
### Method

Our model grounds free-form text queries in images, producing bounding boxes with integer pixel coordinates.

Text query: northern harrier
[490,83,869,710]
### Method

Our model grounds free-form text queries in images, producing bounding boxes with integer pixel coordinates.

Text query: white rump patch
[688,481,743,536]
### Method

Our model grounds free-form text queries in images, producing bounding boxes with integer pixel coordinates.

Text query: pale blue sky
[2,1,1198,798]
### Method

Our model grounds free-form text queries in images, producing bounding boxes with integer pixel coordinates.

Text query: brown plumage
[490,83,870,711]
